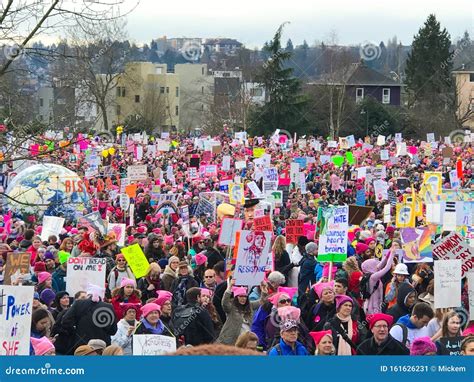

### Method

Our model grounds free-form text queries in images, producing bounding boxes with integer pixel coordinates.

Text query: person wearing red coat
[111,278,142,320]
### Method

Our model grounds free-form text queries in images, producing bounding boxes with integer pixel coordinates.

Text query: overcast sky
[126,0,473,47]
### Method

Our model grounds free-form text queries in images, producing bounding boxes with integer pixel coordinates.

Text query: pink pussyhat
[312,281,335,299]
[277,287,297,300]
[141,303,161,318]
[120,277,136,288]
[200,288,213,297]
[154,290,173,306]
[31,336,55,355]
[232,286,247,297]
[194,252,207,266]
[37,272,51,285]
[86,283,105,302]
[277,306,301,321]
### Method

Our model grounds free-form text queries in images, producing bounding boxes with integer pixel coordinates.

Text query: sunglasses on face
[204,275,214,278]
[279,299,291,304]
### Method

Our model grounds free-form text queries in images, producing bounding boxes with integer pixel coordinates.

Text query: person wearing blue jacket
[268,320,309,356]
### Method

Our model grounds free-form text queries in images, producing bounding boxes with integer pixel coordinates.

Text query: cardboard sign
[285,219,304,244]
[40,216,65,242]
[3,253,30,285]
[218,218,242,246]
[66,257,107,297]
[127,165,148,181]
[120,193,131,210]
[0,285,34,355]
[317,205,349,262]
[133,334,176,356]
[107,223,126,247]
[234,230,272,286]
[222,156,231,171]
[78,211,107,235]
[432,232,474,277]
[121,244,150,278]
[434,259,462,309]
[253,215,272,231]
[229,183,245,205]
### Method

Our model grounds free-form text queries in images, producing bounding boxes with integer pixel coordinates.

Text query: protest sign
[155,194,180,215]
[423,172,442,195]
[78,211,107,235]
[400,227,433,263]
[222,156,231,171]
[253,148,265,158]
[133,334,177,355]
[376,135,386,146]
[120,193,130,211]
[217,218,242,246]
[3,253,30,285]
[263,168,278,182]
[229,183,245,205]
[107,223,126,247]
[0,285,34,355]
[383,204,391,223]
[263,180,278,193]
[40,216,65,242]
[285,219,304,244]
[373,179,388,201]
[234,230,272,286]
[355,189,366,206]
[188,167,198,180]
[395,202,415,228]
[253,215,272,231]
[121,244,150,278]
[247,181,264,199]
[265,190,283,206]
[434,259,461,309]
[348,205,373,226]
[468,272,474,320]
[317,205,349,262]
[235,161,247,170]
[127,165,148,181]
[66,257,107,297]
[432,232,474,277]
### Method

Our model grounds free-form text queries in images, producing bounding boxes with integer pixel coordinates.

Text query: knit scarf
[141,318,165,335]
[336,314,353,356]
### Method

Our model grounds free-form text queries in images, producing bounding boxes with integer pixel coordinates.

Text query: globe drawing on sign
[5,163,90,219]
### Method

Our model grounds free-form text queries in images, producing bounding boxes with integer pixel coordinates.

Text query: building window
[57,98,66,105]
[202,67,205,75]
[40,98,43,107]
[382,88,390,104]
[116,105,121,115]
[356,88,364,103]
[116,87,126,97]
[223,72,230,77]
[166,87,169,94]
[176,87,179,97]
[470,73,474,82]
[160,87,165,94]
[250,88,263,97]
[135,95,140,103]
[175,105,179,116]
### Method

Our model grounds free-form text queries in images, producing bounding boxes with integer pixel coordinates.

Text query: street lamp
[360,109,369,137]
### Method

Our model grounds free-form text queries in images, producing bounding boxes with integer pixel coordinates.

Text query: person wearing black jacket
[171,262,198,306]
[61,293,117,352]
[173,288,215,346]
[297,242,317,303]
[357,313,409,355]
[203,236,224,269]
[386,283,416,323]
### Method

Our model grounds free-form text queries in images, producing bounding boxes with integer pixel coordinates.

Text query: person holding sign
[134,303,174,337]
[111,303,141,355]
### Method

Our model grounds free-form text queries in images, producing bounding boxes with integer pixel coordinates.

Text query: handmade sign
[285,219,304,244]
[107,223,126,247]
[253,215,272,231]
[317,205,349,262]
[66,257,107,297]
[3,253,30,285]
[133,334,177,355]
[0,285,34,355]
[234,230,272,286]
[439,337,463,356]
[217,218,242,246]
[423,172,442,195]
[400,227,433,263]
[434,259,461,309]
[395,202,415,228]
[155,194,180,215]
[78,211,107,235]
[40,216,65,242]
[229,183,245,205]
[127,165,148,181]
[432,231,474,277]
[121,244,150,278]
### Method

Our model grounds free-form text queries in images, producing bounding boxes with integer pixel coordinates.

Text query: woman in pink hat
[305,281,336,332]
[111,303,141,355]
[309,330,334,355]
[134,303,173,337]
[111,278,142,320]
[199,288,222,336]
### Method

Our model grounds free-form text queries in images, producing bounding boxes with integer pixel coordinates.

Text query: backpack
[359,273,380,300]
[271,343,283,355]
[172,305,196,336]
[394,323,408,347]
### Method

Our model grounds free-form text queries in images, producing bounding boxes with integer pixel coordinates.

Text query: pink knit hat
[312,281,335,299]
[141,303,161,318]
[356,242,369,254]
[232,286,247,297]
[277,306,301,321]
[409,336,437,355]
[37,272,51,285]
[120,277,136,288]
[200,288,213,297]
[322,263,337,279]
[335,294,353,310]
[277,287,297,300]
[309,330,332,346]
[195,252,207,266]
[154,290,173,306]
[31,336,55,355]
[164,235,174,245]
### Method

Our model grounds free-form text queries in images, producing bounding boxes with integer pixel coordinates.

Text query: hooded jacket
[386,283,416,323]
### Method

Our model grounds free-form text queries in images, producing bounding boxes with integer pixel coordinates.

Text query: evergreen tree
[285,39,294,52]
[405,14,452,105]
[248,24,310,136]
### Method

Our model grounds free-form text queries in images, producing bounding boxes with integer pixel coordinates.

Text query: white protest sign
[127,165,148,181]
[66,257,107,297]
[235,161,247,170]
[247,181,264,199]
[234,230,272,286]
[432,231,474,277]
[317,205,349,262]
[376,135,386,146]
[395,133,402,143]
[40,216,65,242]
[383,204,391,223]
[222,156,231,171]
[468,272,474,320]
[107,223,126,247]
[120,193,130,211]
[427,133,435,143]
[380,150,389,161]
[320,155,330,165]
[434,259,461,309]
[356,167,367,179]
[373,179,388,201]
[263,168,278,182]
[327,140,337,148]
[0,285,34,355]
[263,180,278,193]
[133,334,176,355]
[136,145,143,161]
[290,162,299,184]
[156,139,170,152]
[218,218,242,246]
[396,142,407,156]
[426,203,441,224]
